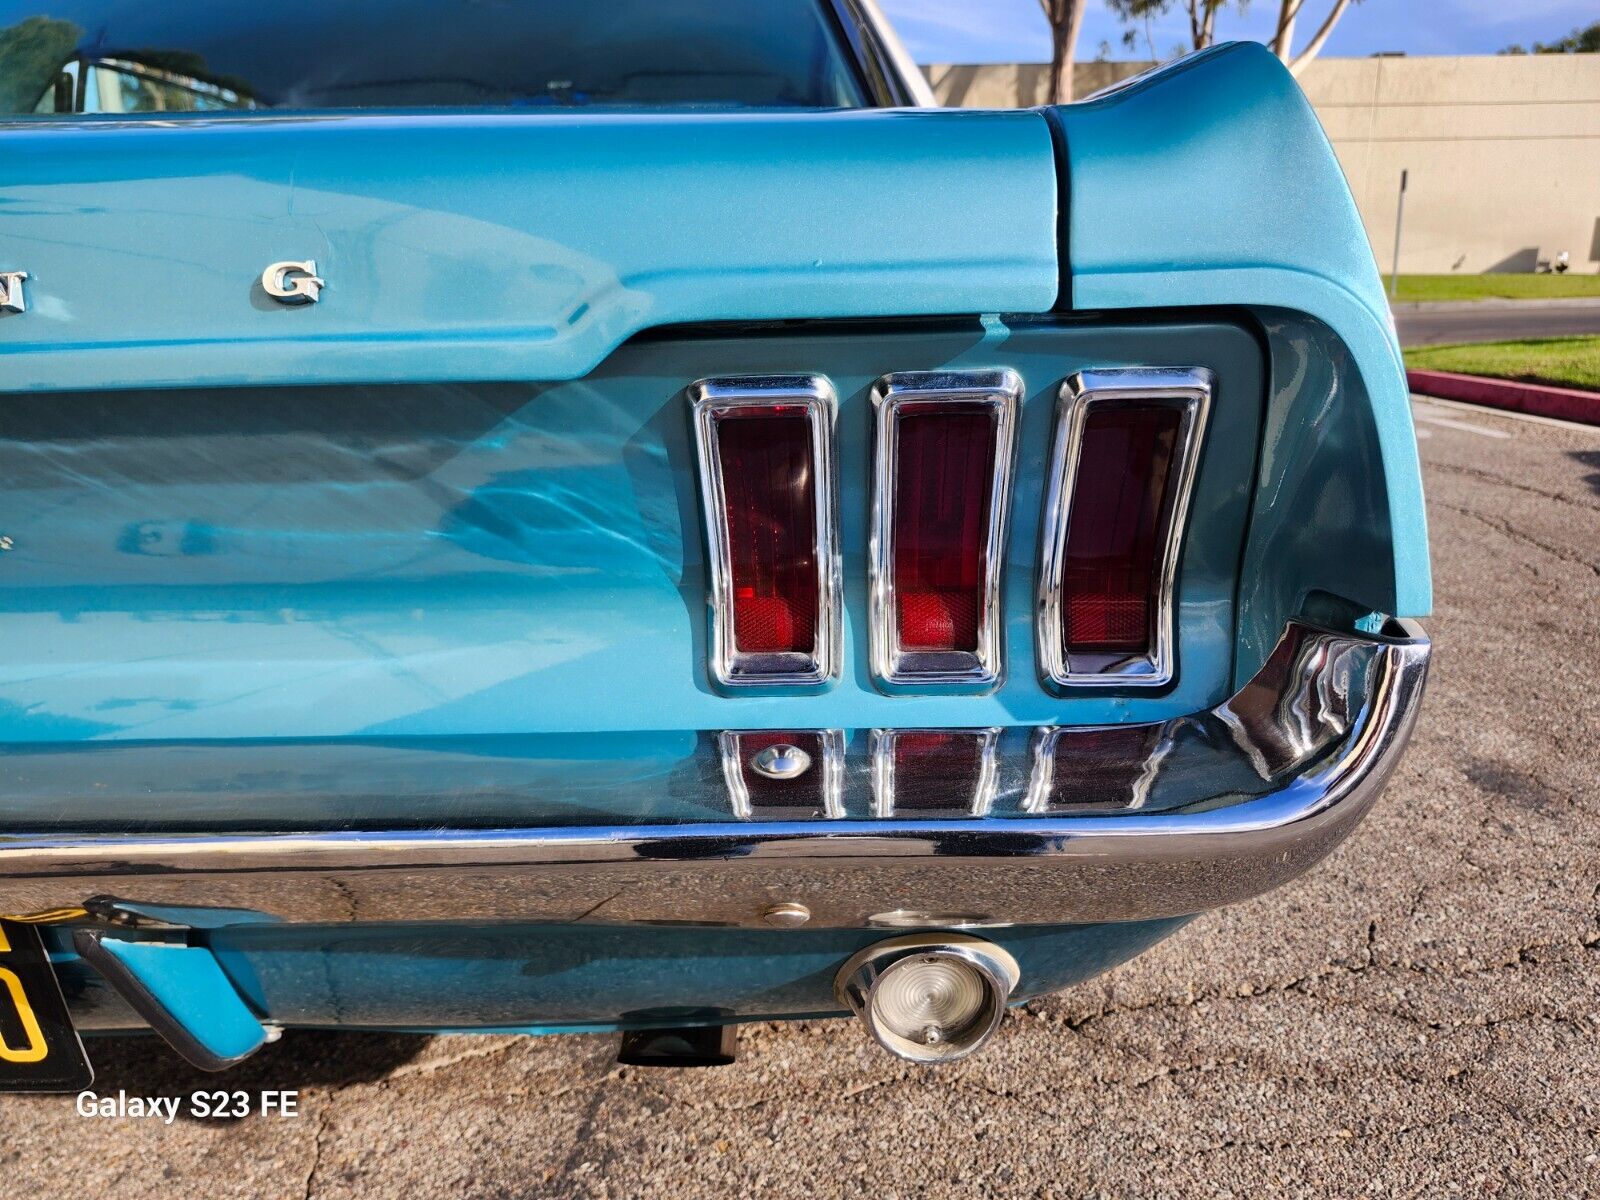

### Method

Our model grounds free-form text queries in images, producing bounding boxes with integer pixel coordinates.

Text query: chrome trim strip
[845,0,938,107]
[869,370,1021,692]
[689,376,841,689]
[0,620,1429,931]
[1037,367,1213,689]
[869,728,1002,818]
[720,729,846,820]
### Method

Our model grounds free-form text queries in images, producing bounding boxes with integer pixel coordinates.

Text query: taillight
[691,377,840,688]
[1037,367,1211,688]
[870,728,1001,817]
[869,371,1020,691]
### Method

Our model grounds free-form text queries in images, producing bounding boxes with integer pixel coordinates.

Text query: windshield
[0,0,870,115]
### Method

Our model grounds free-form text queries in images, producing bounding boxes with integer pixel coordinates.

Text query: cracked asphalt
[2,397,1597,1198]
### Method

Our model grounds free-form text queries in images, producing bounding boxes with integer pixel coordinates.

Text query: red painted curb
[1406,369,1600,427]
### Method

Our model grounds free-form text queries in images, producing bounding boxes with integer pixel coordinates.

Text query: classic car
[0,0,1429,1083]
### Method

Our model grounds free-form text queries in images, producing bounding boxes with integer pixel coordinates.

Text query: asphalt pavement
[1396,299,1600,346]
[3,398,1597,1198]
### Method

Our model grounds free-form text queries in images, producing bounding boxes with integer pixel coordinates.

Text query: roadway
[1396,299,1600,346]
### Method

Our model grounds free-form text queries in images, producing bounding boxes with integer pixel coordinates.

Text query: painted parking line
[1412,394,1600,437]
[1410,405,1511,439]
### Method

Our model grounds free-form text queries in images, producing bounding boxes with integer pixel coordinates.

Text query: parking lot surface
[1396,300,1600,347]
[3,398,1597,1198]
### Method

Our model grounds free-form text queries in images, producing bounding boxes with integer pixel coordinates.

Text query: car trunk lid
[1,108,1059,393]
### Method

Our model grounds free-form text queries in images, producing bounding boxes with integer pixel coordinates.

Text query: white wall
[926,55,1600,275]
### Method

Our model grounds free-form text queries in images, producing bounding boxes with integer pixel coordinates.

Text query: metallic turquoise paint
[51,918,1187,1035]
[0,109,1057,393]
[198,918,1189,1033]
[1050,42,1432,619]
[1234,311,1409,683]
[0,320,1262,747]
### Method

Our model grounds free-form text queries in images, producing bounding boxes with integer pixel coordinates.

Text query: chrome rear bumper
[0,619,1428,930]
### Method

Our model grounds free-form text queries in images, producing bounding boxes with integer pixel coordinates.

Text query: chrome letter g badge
[261,260,324,305]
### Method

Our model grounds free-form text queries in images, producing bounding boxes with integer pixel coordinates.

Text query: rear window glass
[0,0,868,115]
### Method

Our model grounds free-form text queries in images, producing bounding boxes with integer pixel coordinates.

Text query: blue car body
[0,23,1430,1070]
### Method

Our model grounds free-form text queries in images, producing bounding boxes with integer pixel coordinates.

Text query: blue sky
[877,0,1600,63]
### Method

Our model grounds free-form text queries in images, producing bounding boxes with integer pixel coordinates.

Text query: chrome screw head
[750,743,812,780]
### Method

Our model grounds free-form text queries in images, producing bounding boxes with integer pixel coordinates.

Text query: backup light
[836,934,1019,1064]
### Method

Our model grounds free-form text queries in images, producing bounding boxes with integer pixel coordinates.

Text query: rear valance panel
[0,109,1058,392]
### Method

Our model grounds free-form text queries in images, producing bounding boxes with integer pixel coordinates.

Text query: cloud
[878,0,1047,62]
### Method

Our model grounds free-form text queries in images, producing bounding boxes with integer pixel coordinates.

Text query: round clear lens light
[837,935,1020,1063]
[872,954,988,1045]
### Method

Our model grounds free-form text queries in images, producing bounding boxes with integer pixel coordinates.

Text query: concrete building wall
[925,56,1600,275]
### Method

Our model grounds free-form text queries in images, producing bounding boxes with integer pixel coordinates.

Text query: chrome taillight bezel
[690,375,841,690]
[868,369,1021,693]
[1036,366,1213,690]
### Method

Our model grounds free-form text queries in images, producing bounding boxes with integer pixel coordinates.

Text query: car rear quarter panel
[1051,41,1431,626]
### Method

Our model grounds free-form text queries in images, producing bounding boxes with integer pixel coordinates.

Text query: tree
[1106,0,1359,76]
[1268,0,1356,74]
[0,16,81,112]
[1501,20,1600,55]
[1039,0,1088,103]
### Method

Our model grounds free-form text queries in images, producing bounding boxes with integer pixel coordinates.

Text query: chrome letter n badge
[0,271,28,314]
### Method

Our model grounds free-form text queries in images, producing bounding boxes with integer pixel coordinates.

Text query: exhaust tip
[835,933,1019,1064]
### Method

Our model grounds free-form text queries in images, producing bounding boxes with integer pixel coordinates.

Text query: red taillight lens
[1039,367,1211,689]
[871,371,1019,691]
[890,731,984,809]
[1061,404,1183,655]
[871,728,1000,816]
[892,404,998,653]
[692,376,837,689]
[714,408,818,656]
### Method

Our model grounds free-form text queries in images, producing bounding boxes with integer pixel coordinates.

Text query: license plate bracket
[0,920,92,1091]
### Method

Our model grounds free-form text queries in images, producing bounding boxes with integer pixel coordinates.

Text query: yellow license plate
[0,920,92,1091]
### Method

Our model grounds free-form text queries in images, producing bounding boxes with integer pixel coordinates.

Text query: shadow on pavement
[1568,449,1600,496]
[76,1030,431,1122]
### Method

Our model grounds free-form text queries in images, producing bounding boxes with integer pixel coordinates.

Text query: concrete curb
[1406,369,1600,426]
[1392,297,1600,313]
